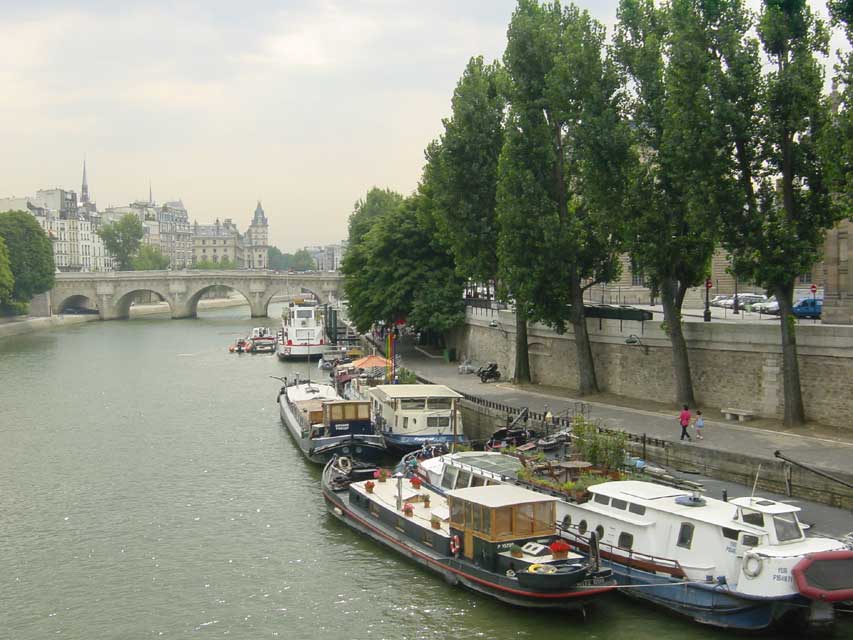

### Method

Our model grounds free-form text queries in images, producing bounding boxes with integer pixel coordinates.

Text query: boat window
[450,499,464,527]
[369,502,379,517]
[427,398,452,410]
[481,508,491,535]
[611,499,627,510]
[515,503,535,536]
[403,417,408,430]
[464,503,473,530]
[470,475,485,488]
[357,404,369,420]
[401,399,426,410]
[722,527,739,540]
[427,416,451,428]
[578,520,588,535]
[441,466,459,490]
[495,507,513,536]
[595,525,605,540]
[628,503,646,516]
[534,502,553,532]
[618,532,634,550]
[594,494,610,506]
[296,310,313,318]
[561,514,572,529]
[676,523,694,549]
[473,505,482,532]
[456,469,471,489]
[740,534,759,548]
[773,514,802,542]
[740,509,764,527]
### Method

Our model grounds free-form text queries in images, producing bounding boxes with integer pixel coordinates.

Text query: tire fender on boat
[743,552,763,579]
[527,563,557,574]
[450,535,461,556]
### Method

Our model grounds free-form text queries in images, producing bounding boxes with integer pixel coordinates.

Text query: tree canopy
[131,245,171,270]
[98,214,144,271]
[0,235,13,306]
[0,210,55,306]
[268,247,317,271]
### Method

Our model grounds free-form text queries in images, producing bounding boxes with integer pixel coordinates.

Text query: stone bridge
[50,270,344,320]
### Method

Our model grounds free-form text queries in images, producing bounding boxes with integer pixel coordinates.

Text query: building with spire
[244,201,269,269]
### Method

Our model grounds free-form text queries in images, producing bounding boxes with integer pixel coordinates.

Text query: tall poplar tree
[498,0,633,394]
[615,0,731,406]
[823,1,853,212]
[722,0,837,426]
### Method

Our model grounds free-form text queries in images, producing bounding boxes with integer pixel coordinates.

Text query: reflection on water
[0,304,850,639]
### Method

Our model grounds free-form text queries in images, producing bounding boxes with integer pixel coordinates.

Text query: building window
[798,272,812,284]
[631,271,645,287]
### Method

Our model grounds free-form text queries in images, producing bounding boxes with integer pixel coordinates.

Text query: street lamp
[733,276,740,315]
[703,278,712,322]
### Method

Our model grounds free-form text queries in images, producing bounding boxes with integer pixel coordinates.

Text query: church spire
[81,158,90,204]
[149,180,153,205]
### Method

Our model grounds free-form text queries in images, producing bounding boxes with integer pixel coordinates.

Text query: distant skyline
[1,1,846,251]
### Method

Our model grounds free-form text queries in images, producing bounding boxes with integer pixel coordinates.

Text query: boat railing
[557,522,687,577]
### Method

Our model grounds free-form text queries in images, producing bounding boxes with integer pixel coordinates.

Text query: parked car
[722,293,766,309]
[710,295,731,307]
[753,297,780,315]
[792,298,822,319]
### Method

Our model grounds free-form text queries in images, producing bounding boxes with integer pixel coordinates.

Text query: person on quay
[693,410,704,440]
[679,404,692,441]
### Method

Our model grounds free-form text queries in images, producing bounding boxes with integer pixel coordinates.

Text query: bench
[721,408,755,422]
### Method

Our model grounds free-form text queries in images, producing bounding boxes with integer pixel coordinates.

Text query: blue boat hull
[383,432,467,453]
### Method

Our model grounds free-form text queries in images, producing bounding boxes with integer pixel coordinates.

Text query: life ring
[528,563,557,574]
[450,535,461,556]
[743,552,763,579]
[338,457,352,473]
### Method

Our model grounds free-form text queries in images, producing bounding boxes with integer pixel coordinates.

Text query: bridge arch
[112,287,174,320]
[56,293,98,314]
[257,284,327,319]
[183,283,255,318]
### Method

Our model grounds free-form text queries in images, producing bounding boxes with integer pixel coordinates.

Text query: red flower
[410,477,422,489]
[549,540,571,553]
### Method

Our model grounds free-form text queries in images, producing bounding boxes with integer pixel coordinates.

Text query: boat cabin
[728,497,805,545]
[320,400,374,437]
[369,384,462,435]
[446,485,562,573]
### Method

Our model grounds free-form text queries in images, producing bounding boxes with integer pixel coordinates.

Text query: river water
[1,304,850,639]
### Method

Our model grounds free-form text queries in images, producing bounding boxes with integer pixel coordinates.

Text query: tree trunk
[570,276,598,395]
[775,282,805,426]
[660,276,696,407]
[514,306,531,383]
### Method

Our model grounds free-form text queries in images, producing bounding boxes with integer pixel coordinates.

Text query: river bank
[0,296,252,340]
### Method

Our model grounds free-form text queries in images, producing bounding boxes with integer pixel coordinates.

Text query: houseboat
[247,327,277,353]
[277,301,329,360]
[408,451,853,631]
[368,384,466,453]
[277,378,386,463]
[321,456,616,611]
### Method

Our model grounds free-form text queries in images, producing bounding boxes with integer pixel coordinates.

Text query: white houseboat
[277,301,329,361]
[410,451,853,631]
[368,384,466,453]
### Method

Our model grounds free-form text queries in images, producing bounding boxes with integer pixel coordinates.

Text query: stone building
[244,202,269,269]
[191,218,244,266]
[823,219,852,324]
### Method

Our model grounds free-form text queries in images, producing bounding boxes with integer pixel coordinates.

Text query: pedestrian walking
[694,410,704,440]
[679,404,692,441]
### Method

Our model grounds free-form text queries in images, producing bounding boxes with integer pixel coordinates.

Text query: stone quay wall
[448,307,853,429]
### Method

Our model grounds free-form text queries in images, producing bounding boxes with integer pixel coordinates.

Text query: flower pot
[365,485,374,494]
[431,520,441,529]
[378,476,387,483]
[404,510,413,517]
[511,551,523,559]
[552,550,568,560]
[423,498,431,508]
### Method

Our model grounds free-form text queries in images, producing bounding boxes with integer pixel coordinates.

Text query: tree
[290,249,316,271]
[429,56,504,288]
[98,214,144,271]
[0,210,55,306]
[498,0,633,394]
[341,187,405,331]
[823,1,853,213]
[722,0,836,426]
[131,245,170,270]
[615,0,733,406]
[0,235,13,306]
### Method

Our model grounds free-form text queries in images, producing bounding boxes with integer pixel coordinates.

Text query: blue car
[792,298,822,319]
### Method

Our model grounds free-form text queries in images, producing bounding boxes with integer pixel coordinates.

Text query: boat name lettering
[337,424,350,430]
[726,543,736,554]
[773,573,793,582]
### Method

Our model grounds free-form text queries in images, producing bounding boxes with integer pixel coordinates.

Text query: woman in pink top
[679,405,692,441]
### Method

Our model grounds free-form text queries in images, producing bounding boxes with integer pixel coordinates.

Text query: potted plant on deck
[510,544,524,559]
[410,476,422,490]
[365,480,375,494]
[403,502,415,517]
[374,469,388,483]
[422,493,431,508]
[430,514,442,529]
[549,539,571,560]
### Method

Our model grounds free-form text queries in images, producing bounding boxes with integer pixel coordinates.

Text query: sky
[0,1,846,251]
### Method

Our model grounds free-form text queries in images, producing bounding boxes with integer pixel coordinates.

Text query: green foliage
[268,247,316,271]
[131,245,170,270]
[571,417,627,470]
[98,214,144,271]
[194,257,237,270]
[575,473,608,491]
[342,186,463,337]
[395,368,419,384]
[0,235,13,306]
[822,1,853,215]
[0,210,55,303]
[429,56,504,284]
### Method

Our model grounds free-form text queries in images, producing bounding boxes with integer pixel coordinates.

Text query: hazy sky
[0,1,845,251]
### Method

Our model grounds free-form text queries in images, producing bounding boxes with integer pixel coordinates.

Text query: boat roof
[287,383,338,403]
[370,384,462,400]
[729,496,800,514]
[421,452,522,479]
[446,484,554,508]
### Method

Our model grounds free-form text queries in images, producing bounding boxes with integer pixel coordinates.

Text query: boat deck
[351,477,451,537]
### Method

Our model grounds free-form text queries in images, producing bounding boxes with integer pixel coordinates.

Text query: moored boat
[247,327,277,353]
[277,301,329,360]
[409,451,853,631]
[276,378,386,463]
[321,456,616,611]
[369,384,467,453]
